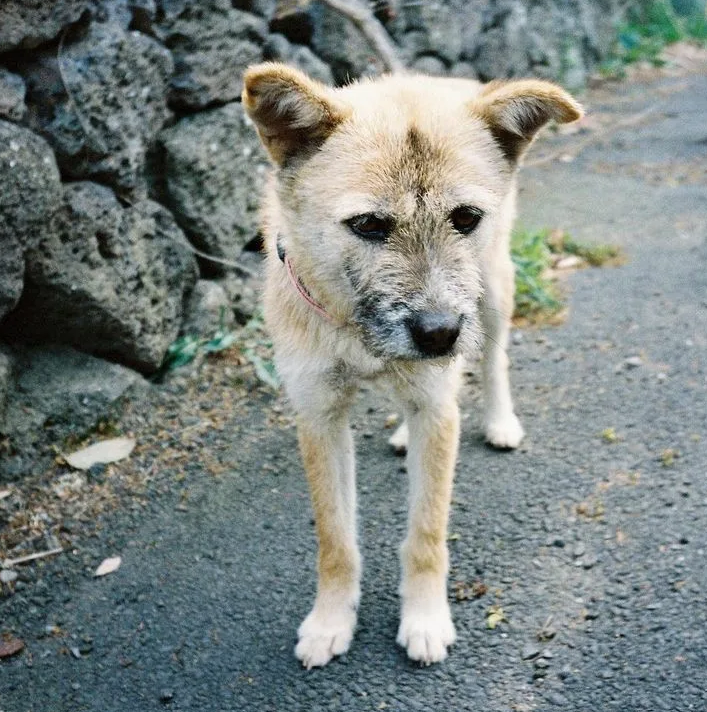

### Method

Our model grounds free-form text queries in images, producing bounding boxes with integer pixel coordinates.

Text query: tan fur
[243,63,583,667]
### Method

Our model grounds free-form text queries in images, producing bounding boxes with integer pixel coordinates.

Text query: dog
[242,63,582,668]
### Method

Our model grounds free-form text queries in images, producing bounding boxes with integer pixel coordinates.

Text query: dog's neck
[277,236,334,323]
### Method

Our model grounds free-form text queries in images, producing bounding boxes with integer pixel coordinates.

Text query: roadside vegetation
[601,0,707,77]
[511,228,623,323]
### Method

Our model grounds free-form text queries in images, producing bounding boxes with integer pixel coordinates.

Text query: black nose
[408,312,462,356]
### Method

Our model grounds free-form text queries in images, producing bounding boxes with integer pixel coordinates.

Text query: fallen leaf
[486,605,507,629]
[64,438,136,470]
[453,580,488,601]
[383,413,399,429]
[94,556,122,577]
[0,489,11,500]
[0,637,24,658]
[555,255,584,270]
[660,448,678,467]
[601,427,618,443]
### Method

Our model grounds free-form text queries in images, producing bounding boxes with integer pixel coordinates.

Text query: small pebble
[558,664,573,681]
[573,542,586,558]
[521,643,541,660]
[0,569,18,584]
[624,356,643,369]
[582,554,598,569]
[546,691,569,706]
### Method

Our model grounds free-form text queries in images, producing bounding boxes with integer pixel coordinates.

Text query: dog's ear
[242,63,351,166]
[470,79,583,163]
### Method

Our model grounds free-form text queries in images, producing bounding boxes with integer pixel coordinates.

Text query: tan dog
[242,63,582,668]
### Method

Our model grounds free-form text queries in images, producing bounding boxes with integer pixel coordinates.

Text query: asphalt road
[2,67,707,712]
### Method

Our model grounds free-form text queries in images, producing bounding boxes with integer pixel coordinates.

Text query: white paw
[397,601,456,665]
[295,602,357,669]
[388,422,409,455]
[485,411,524,449]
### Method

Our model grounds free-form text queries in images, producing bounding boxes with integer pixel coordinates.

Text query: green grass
[560,235,623,267]
[511,229,562,319]
[158,307,281,389]
[511,228,622,321]
[156,307,237,378]
[601,0,707,77]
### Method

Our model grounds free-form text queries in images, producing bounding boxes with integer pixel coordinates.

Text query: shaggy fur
[243,63,582,668]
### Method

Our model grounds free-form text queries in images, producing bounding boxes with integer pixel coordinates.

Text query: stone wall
[0,0,645,478]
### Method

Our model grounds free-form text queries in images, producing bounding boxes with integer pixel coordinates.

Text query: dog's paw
[397,602,456,665]
[295,603,357,669]
[388,422,409,455]
[484,412,524,450]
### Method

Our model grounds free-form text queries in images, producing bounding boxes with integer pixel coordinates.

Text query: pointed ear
[242,62,351,166]
[470,79,583,162]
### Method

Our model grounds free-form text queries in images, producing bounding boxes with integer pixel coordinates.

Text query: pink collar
[277,238,334,323]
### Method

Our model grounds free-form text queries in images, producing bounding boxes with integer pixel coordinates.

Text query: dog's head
[243,64,581,362]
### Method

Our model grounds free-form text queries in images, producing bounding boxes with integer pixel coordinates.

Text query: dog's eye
[450,206,483,235]
[345,213,393,241]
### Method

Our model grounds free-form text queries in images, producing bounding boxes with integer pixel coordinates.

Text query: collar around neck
[276,235,334,323]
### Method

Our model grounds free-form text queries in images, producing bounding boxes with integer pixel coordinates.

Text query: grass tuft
[511,228,623,322]
[511,229,562,320]
[601,0,707,77]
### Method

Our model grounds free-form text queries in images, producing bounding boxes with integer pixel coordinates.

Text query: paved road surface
[2,67,707,711]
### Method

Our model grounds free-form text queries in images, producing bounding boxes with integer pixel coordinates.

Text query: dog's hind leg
[480,195,525,450]
[394,365,461,664]
[291,384,361,669]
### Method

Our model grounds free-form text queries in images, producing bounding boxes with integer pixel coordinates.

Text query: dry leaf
[383,413,399,429]
[64,438,136,470]
[453,580,488,601]
[601,427,618,443]
[555,255,584,270]
[486,605,508,629]
[0,637,24,658]
[94,556,122,577]
[0,489,11,500]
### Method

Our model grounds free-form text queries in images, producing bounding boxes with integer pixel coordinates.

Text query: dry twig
[3,547,64,569]
[320,0,404,73]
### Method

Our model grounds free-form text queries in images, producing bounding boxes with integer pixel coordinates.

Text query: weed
[511,228,623,321]
[158,307,281,390]
[511,228,562,319]
[157,308,237,377]
[552,232,624,267]
[601,0,707,77]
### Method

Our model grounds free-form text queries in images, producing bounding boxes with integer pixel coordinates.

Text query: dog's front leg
[294,401,360,669]
[396,382,460,664]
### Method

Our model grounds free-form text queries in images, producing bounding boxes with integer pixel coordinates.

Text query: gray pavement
[2,68,707,711]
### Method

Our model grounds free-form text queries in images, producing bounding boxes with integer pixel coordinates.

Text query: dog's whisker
[479,330,511,359]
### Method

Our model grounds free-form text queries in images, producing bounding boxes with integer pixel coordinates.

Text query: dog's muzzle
[407,311,463,357]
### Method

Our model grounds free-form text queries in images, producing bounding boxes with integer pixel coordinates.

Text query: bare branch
[320,0,404,74]
[284,0,404,74]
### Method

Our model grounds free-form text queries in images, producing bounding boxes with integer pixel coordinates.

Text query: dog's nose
[408,312,462,356]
